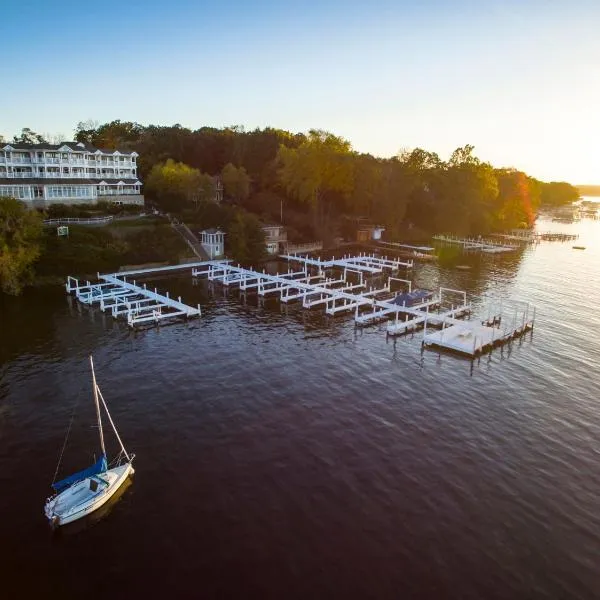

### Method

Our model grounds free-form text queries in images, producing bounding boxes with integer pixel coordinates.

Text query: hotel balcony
[97,188,141,195]
[0,156,135,167]
[0,171,138,179]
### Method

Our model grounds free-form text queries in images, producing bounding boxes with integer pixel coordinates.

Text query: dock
[66,273,201,327]
[279,252,413,274]
[433,234,516,253]
[492,230,579,244]
[65,253,534,358]
[422,300,535,356]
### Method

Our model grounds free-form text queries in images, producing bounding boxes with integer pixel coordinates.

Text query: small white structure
[372,226,385,240]
[200,228,225,259]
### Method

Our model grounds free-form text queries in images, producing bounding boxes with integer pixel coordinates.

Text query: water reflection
[2,215,600,599]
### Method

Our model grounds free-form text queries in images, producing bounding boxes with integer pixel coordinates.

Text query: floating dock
[422,300,535,356]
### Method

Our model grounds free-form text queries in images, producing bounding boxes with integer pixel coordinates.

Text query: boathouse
[262,224,287,255]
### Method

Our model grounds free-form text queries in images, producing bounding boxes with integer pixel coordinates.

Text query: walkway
[171,220,209,260]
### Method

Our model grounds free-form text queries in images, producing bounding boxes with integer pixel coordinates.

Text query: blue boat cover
[392,289,433,307]
[52,454,107,493]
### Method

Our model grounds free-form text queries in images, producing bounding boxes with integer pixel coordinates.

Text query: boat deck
[48,464,129,522]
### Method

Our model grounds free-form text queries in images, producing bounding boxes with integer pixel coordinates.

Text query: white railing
[43,216,114,225]
[1,157,135,167]
[5,171,35,178]
[97,189,141,195]
[287,241,323,254]
[1,171,139,180]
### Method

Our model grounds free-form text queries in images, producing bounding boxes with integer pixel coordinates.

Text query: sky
[1,0,598,183]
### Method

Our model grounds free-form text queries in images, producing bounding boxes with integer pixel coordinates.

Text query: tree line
[0,124,582,295]
[69,121,579,237]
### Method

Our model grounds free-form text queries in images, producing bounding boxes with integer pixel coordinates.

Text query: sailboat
[44,356,135,527]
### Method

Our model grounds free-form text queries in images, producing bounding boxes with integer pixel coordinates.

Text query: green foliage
[197,172,216,204]
[577,185,600,197]
[539,181,579,206]
[277,130,354,207]
[35,223,188,278]
[145,159,205,212]
[277,130,354,243]
[124,225,188,265]
[226,211,266,265]
[44,201,142,219]
[494,169,540,229]
[221,163,250,202]
[67,119,580,239]
[13,128,47,144]
[0,197,43,294]
[35,226,126,277]
[75,119,143,150]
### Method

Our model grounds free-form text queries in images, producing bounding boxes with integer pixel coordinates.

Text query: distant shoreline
[577,186,600,196]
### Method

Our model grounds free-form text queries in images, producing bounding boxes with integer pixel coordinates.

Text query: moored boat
[44,356,135,527]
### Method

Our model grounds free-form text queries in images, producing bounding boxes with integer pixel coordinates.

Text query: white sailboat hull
[45,462,134,527]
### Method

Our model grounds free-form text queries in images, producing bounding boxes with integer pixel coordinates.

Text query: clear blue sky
[1,0,598,183]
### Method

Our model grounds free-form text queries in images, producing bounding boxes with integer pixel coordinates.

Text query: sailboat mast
[97,387,132,462]
[90,356,106,457]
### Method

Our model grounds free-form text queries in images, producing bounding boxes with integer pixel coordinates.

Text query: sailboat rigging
[44,356,135,527]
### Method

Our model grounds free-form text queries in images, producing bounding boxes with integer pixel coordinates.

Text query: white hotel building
[0,141,144,207]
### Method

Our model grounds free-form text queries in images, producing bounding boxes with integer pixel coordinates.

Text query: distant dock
[433,234,516,253]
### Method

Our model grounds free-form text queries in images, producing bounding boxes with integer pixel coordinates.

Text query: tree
[197,173,216,205]
[44,132,67,144]
[539,181,579,206]
[277,130,354,233]
[0,197,43,295]
[145,159,204,212]
[494,169,540,229]
[13,128,46,144]
[434,145,499,234]
[221,163,250,203]
[73,119,99,143]
[226,211,266,264]
[75,120,143,150]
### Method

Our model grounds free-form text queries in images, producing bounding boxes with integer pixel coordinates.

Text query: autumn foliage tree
[277,130,354,239]
[221,163,250,203]
[145,159,206,212]
[69,119,581,238]
[0,197,43,295]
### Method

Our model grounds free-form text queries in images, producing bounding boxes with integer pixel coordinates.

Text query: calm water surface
[1,215,600,599]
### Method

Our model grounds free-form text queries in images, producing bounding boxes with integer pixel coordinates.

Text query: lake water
[1,213,600,599]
